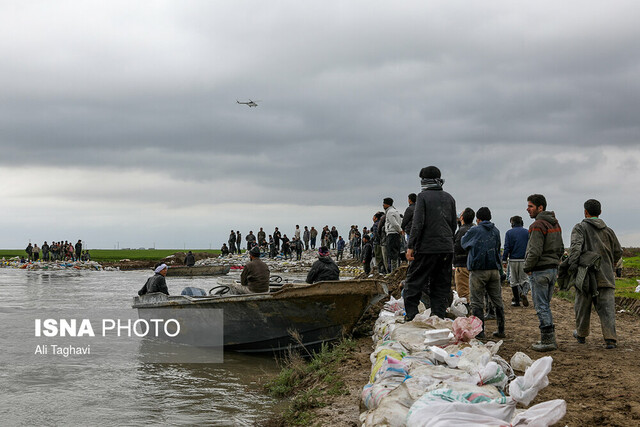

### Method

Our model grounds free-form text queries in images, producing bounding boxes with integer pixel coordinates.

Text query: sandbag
[508,356,553,406]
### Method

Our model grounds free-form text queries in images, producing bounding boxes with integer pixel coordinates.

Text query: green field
[0,249,220,263]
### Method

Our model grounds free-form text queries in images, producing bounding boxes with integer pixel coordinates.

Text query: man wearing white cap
[138,263,169,296]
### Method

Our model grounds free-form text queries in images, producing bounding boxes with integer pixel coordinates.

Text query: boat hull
[132,279,387,352]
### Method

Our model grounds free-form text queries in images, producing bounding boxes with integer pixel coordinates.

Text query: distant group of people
[24,240,88,262]
[402,165,622,351]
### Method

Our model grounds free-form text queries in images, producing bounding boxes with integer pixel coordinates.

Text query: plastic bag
[364,382,415,426]
[510,351,534,372]
[478,361,508,389]
[452,316,483,342]
[508,356,553,406]
[511,399,567,427]
[384,295,405,313]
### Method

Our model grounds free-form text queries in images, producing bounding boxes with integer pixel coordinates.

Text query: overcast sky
[1,1,639,249]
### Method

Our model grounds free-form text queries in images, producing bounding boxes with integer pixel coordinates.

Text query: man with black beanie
[405,166,457,320]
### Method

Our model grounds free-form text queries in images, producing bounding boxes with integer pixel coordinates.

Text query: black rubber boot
[511,287,520,306]
[493,306,506,339]
[533,326,557,352]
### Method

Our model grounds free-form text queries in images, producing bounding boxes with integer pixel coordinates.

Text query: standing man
[273,227,281,251]
[568,199,622,349]
[331,226,338,249]
[75,240,83,261]
[336,236,346,261]
[236,230,242,253]
[384,198,403,272]
[524,194,564,352]
[310,226,318,250]
[371,212,386,274]
[453,208,475,306]
[461,207,505,339]
[303,226,310,250]
[257,228,266,246]
[25,243,33,262]
[42,241,50,262]
[184,250,196,266]
[229,230,236,254]
[401,193,417,241]
[246,231,257,250]
[405,166,457,320]
[503,216,530,307]
[294,225,301,241]
[362,234,373,275]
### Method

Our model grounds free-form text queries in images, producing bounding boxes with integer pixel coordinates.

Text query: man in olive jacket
[524,194,564,352]
[240,246,270,293]
[568,199,622,349]
[405,166,457,320]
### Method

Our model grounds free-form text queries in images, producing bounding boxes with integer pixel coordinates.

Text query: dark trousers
[404,253,453,319]
[364,260,371,275]
[387,233,401,271]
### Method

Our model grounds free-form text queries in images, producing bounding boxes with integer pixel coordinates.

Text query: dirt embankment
[307,278,640,427]
[101,251,221,270]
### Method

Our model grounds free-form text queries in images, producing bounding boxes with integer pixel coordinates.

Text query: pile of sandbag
[360,300,566,427]
[1,259,104,271]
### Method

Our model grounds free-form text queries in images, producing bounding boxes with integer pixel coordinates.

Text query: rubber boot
[511,287,520,306]
[532,326,557,352]
[492,306,506,338]
[473,306,485,339]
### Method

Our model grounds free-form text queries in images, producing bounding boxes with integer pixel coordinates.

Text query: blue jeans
[530,268,557,331]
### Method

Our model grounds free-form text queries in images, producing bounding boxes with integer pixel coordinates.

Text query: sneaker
[605,340,617,349]
[573,330,586,344]
[521,294,529,307]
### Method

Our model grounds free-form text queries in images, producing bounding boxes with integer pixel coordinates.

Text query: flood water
[0,269,282,426]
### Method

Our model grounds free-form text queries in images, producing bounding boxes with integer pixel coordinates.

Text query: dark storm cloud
[1,1,639,247]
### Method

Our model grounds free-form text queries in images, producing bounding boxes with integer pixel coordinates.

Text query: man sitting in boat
[138,263,169,296]
[184,251,196,267]
[236,246,270,294]
[306,246,340,284]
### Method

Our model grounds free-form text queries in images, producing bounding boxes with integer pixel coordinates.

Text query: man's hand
[406,249,414,261]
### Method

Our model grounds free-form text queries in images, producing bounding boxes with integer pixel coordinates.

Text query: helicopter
[236,99,260,107]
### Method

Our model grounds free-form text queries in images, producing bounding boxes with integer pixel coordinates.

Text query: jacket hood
[584,217,607,229]
[479,221,495,231]
[537,210,558,225]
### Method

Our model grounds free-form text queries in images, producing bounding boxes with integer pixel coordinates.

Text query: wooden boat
[132,279,388,353]
[165,265,230,277]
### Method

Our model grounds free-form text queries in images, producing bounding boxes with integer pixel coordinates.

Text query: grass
[557,278,640,302]
[0,249,220,263]
[623,256,640,269]
[264,339,356,425]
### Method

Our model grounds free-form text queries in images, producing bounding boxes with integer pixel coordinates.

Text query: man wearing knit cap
[306,246,340,284]
[239,246,270,293]
[405,166,457,320]
[138,263,169,296]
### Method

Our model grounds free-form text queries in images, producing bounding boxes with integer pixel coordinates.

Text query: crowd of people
[23,240,89,262]
[141,164,624,352]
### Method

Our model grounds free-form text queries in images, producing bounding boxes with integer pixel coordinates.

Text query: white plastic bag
[510,351,534,372]
[508,356,553,406]
[511,399,567,427]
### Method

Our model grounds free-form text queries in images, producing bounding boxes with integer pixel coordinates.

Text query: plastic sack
[508,356,553,406]
[449,293,468,318]
[361,372,407,410]
[384,295,405,313]
[364,382,415,426]
[511,399,567,427]
[452,316,483,342]
[370,350,404,383]
[406,389,514,427]
[510,351,534,372]
[478,361,508,389]
[456,346,492,376]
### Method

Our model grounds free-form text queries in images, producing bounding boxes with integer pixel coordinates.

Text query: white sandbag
[508,356,553,406]
[511,399,567,427]
[363,382,414,427]
[510,351,534,372]
[406,389,515,427]
[456,346,492,376]
[479,361,508,389]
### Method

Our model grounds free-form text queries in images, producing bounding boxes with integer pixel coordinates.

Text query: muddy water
[0,269,281,426]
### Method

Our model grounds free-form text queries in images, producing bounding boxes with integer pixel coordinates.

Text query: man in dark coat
[138,264,169,296]
[401,193,417,239]
[567,199,622,349]
[229,230,237,254]
[184,251,196,266]
[405,166,457,320]
[454,207,475,304]
[75,240,83,261]
[362,234,373,275]
[306,247,340,283]
[239,246,270,293]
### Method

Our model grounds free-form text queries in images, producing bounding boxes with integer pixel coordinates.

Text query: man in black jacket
[184,251,196,267]
[306,247,340,283]
[401,193,417,239]
[138,264,169,296]
[405,166,457,320]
